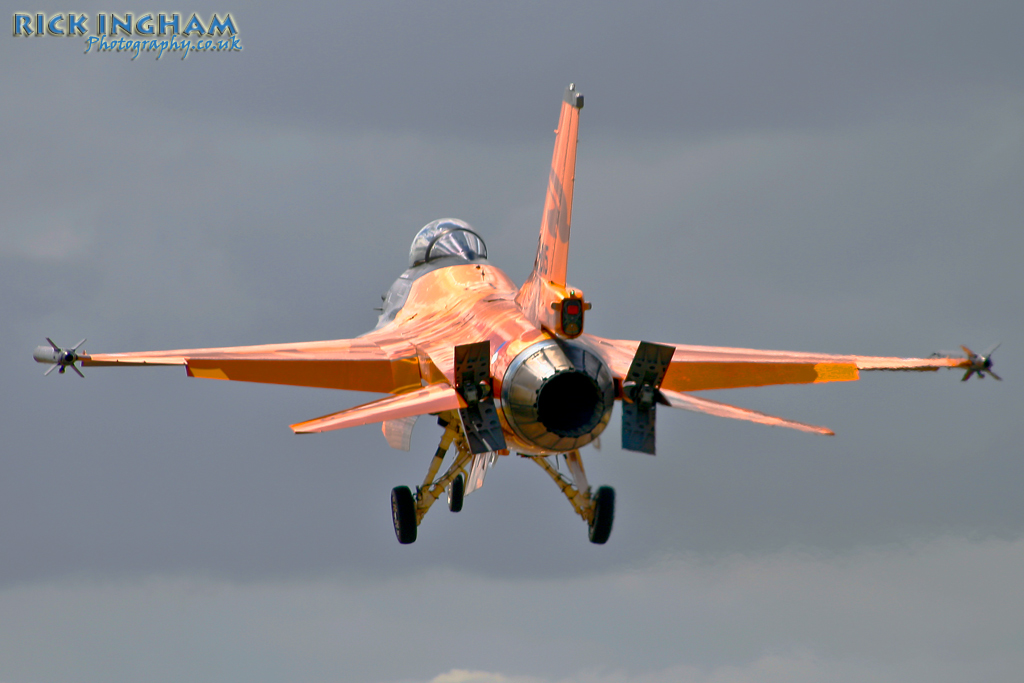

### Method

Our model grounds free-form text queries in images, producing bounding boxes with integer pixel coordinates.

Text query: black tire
[448,474,465,513]
[588,486,615,544]
[391,486,417,544]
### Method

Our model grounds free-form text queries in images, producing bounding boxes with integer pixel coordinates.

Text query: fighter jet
[35,84,986,545]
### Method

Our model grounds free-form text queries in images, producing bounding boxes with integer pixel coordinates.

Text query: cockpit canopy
[408,218,488,268]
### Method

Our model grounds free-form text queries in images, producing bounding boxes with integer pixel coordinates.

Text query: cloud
[429,671,545,683]
[2,82,1021,586]
[2,3,1022,682]
[1,536,1021,683]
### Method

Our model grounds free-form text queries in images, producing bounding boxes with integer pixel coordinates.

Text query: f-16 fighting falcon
[35,84,993,545]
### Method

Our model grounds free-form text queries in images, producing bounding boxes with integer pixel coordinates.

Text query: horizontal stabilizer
[659,388,834,436]
[291,383,464,434]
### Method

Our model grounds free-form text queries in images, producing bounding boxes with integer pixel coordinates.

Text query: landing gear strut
[391,413,474,544]
[532,450,615,544]
[390,417,615,545]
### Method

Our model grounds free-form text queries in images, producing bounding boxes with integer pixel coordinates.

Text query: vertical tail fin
[516,84,585,330]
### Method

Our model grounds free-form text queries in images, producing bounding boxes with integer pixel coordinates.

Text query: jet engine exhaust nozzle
[500,340,614,452]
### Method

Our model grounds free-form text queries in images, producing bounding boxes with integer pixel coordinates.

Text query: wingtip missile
[33,338,87,377]
[957,342,1001,381]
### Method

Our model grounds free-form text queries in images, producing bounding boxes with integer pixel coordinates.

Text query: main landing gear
[390,486,417,544]
[532,449,615,544]
[390,416,474,544]
[588,485,615,544]
[390,413,614,545]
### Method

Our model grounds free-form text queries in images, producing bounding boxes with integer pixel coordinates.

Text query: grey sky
[2,1,1022,681]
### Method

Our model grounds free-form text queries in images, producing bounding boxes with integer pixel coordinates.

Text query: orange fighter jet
[35,84,987,545]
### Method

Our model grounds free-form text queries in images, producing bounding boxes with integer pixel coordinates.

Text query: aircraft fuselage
[375,260,614,455]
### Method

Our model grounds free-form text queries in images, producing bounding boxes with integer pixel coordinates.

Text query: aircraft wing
[584,335,968,392]
[82,335,423,394]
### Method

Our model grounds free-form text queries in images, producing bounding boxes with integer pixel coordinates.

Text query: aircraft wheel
[391,486,417,544]
[588,486,615,544]
[448,474,465,513]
